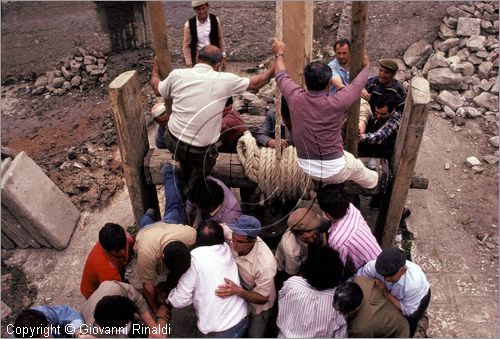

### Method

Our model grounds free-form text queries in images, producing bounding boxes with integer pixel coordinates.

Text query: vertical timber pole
[275,0,314,160]
[345,2,368,156]
[379,77,431,247]
[109,71,160,226]
[147,2,173,113]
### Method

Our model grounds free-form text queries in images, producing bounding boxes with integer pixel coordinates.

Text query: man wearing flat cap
[183,1,227,70]
[359,58,407,136]
[275,208,325,278]
[357,247,431,337]
[216,215,277,337]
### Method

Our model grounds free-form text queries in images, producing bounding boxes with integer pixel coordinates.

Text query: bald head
[197,45,223,67]
[287,207,321,232]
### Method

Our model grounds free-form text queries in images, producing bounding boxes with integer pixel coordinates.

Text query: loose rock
[436,90,465,110]
[403,39,433,67]
[456,17,481,36]
[488,136,499,148]
[483,155,499,164]
[466,156,482,167]
[427,68,463,90]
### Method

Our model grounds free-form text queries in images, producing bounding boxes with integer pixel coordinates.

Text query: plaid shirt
[361,111,402,145]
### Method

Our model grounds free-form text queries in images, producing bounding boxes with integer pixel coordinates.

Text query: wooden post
[345,2,368,156]
[147,2,173,113]
[379,77,431,247]
[109,71,160,226]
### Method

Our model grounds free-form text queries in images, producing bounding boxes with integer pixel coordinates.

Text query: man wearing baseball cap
[357,247,431,337]
[183,1,227,70]
[216,215,277,337]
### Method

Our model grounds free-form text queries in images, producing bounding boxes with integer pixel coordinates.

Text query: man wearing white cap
[183,1,226,70]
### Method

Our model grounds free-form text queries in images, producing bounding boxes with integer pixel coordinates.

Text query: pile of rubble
[31,47,109,96]
[398,2,499,121]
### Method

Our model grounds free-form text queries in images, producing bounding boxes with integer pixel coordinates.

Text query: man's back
[349,276,409,338]
[169,243,248,334]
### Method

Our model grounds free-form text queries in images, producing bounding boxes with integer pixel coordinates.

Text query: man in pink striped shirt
[317,184,381,269]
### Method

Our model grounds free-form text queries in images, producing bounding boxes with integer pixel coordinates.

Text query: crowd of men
[11,1,431,338]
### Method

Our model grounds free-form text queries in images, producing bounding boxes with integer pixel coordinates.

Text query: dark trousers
[406,288,431,337]
[164,128,218,198]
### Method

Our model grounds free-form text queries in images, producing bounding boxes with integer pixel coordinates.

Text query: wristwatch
[275,53,284,58]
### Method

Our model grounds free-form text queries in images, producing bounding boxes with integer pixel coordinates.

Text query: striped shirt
[362,111,402,145]
[328,203,382,270]
[277,276,347,338]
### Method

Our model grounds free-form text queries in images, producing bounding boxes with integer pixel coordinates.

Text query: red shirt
[219,109,247,153]
[80,232,134,299]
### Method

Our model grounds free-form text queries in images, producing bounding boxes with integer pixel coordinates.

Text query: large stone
[249,99,267,109]
[478,61,493,79]
[34,75,48,88]
[446,6,472,19]
[70,60,81,73]
[437,38,460,52]
[61,67,71,80]
[481,20,494,32]
[488,136,499,148]
[422,51,450,75]
[465,106,481,119]
[51,77,65,89]
[427,68,463,90]
[466,35,487,51]
[1,152,80,249]
[436,90,465,111]
[70,76,82,87]
[473,92,499,111]
[479,79,494,92]
[468,54,483,65]
[439,23,457,38]
[443,16,458,28]
[483,155,499,164]
[83,55,97,65]
[491,78,499,94]
[403,39,433,67]
[476,50,490,59]
[45,70,55,85]
[456,17,481,36]
[456,48,470,61]
[450,61,475,76]
[443,106,456,119]
[241,92,260,104]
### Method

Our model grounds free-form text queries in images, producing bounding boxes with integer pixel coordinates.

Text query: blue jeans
[139,163,186,229]
[199,316,248,338]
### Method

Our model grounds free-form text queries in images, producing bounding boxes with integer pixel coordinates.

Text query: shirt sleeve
[255,111,275,146]
[158,72,174,100]
[122,283,150,314]
[32,305,84,332]
[333,66,369,113]
[356,260,379,279]
[275,71,303,104]
[362,114,400,144]
[135,250,158,285]
[168,257,197,308]
[398,284,423,316]
[253,251,277,298]
[332,314,348,338]
[228,74,250,95]
[282,238,303,276]
[182,21,193,66]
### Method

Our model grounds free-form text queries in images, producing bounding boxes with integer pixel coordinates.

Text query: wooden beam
[345,2,368,156]
[109,71,160,226]
[380,77,431,247]
[145,147,388,196]
[147,2,173,114]
[276,1,314,86]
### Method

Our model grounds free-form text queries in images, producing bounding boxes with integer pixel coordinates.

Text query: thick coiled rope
[237,131,315,203]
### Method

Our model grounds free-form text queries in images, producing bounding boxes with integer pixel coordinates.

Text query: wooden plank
[345,2,368,156]
[380,77,432,247]
[276,1,314,86]
[1,231,16,250]
[145,147,388,196]
[147,1,173,115]
[1,205,44,248]
[109,71,160,225]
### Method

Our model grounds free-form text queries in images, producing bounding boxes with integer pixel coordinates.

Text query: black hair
[317,184,349,219]
[196,219,225,247]
[225,96,234,107]
[333,281,364,313]
[14,309,48,338]
[94,295,137,328]
[198,45,223,65]
[99,223,126,252]
[163,241,191,276]
[374,96,398,113]
[334,38,351,51]
[303,61,332,91]
[302,244,345,290]
[281,96,290,119]
[187,178,224,213]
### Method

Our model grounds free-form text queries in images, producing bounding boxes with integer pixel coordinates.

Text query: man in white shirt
[183,1,227,69]
[158,44,274,197]
[168,220,248,337]
[356,247,431,337]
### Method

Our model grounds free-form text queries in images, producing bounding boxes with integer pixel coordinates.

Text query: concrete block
[1,152,80,249]
[1,157,13,177]
[1,205,43,248]
[1,231,16,250]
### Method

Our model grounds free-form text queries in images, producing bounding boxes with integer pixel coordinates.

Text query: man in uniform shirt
[334,276,410,338]
[357,248,431,337]
[216,215,277,337]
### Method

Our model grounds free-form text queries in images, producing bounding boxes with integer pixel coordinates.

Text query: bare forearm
[248,64,275,90]
[143,283,159,312]
[237,287,268,305]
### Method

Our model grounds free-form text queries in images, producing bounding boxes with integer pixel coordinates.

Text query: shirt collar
[196,15,210,26]
[307,90,327,97]
[193,63,215,71]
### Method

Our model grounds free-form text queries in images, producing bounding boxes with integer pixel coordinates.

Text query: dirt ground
[1,1,498,337]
